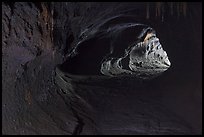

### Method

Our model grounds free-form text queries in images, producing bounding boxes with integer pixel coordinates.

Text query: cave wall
[2,2,76,134]
[2,2,202,135]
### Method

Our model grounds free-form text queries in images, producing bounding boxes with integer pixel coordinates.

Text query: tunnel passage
[58,15,170,79]
[59,36,111,75]
[2,2,201,135]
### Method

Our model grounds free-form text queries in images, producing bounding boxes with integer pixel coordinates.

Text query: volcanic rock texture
[2,2,202,135]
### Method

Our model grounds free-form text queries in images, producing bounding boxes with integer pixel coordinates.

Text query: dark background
[2,2,202,134]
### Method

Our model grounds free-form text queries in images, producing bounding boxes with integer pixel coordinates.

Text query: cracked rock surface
[2,2,202,135]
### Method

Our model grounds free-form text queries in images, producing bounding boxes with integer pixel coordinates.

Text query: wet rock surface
[2,2,202,135]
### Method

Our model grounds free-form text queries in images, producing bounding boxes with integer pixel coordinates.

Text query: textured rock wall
[2,2,127,134]
[2,2,74,134]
